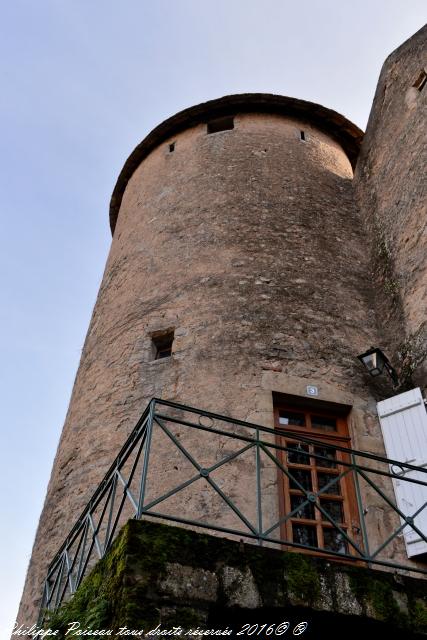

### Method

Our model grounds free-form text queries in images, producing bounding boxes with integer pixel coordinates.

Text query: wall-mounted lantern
[357,347,399,386]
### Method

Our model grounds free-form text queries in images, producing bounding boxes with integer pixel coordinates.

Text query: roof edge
[109,93,363,234]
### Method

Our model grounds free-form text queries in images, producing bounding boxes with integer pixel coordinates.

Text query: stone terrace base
[48,520,427,639]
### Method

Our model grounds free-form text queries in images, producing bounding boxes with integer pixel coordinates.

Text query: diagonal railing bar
[259,445,360,554]
[102,477,131,555]
[75,519,90,588]
[262,500,314,538]
[100,434,148,551]
[370,500,427,560]
[154,416,203,472]
[315,466,354,497]
[116,470,139,513]
[39,398,427,623]
[259,442,357,506]
[356,467,427,545]
[113,412,151,470]
[48,559,60,611]
[41,583,49,615]
[53,555,66,612]
[65,518,88,594]
[64,550,74,595]
[142,472,203,512]
[73,519,96,592]
[204,473,259,535]
[311,496,364,557]
[140,436,260,517]
[204,442,256,475]
[47,554,64,610]
[88,513,103,560]
[46,552,63,583]
[58,552,73,608]
[260,443,358,549]
[104,476,118,553]
[44,568,57,611]
[155,415,258,534]
[45,563,59,585]
[93,437,146,555]
[260,441,317,495]
[117,432,147,498]
[87,478,117,559]
[352,453,372,561]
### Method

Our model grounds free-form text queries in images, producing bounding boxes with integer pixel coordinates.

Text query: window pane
[323,529,348,554]
[289,469,312,491]
[279,411,305,427]
[320,499,344,523]
[311,415,337,431]
[314,446,337,469]
[317,473,341,495]
[293,524,318,548]
[287,442,310,465]
[291,495,315,520]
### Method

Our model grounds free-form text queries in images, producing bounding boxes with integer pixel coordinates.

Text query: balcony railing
[39,398,427,621]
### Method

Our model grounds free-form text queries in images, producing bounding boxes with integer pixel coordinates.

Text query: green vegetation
[47,520,427,638]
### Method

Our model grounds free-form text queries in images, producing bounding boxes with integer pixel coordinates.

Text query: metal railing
[39,398,427,621]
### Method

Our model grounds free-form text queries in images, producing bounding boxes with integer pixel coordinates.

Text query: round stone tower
[18,94,392,625]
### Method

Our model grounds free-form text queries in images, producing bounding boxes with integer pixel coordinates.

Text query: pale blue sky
[1,1,426,634]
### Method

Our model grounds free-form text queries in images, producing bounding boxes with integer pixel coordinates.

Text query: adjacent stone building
[15,24,427,636]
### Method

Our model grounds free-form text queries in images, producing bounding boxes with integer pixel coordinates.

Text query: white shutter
[377,387,427,558]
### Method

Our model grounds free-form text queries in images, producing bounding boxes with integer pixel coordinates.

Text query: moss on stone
[48,524,131,636]
[368,579,400,621]
[46,520,427,638]
[283,553,321,604]
[412,600,427,634]
[347,568,412,630]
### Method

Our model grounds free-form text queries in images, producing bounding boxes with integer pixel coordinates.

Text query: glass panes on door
[275,403,358,558]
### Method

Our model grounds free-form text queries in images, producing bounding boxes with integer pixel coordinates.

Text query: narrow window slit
[152,330,174,360]
[168,142,176,153]
[300,130,306,141]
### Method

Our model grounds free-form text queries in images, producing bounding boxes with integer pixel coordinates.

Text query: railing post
[137,398,155,518]
[256,428,263,545]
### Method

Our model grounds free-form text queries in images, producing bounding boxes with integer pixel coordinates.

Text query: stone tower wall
[354,24,427,389]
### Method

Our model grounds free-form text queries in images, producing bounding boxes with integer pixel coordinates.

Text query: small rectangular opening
[152,330,174,360]
[207,116,234,134]
[413,70,427,92]
[300,130,306,141]
[168,142,176,153]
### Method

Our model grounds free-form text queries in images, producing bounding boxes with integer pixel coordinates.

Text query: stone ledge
[48,519,427,638]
